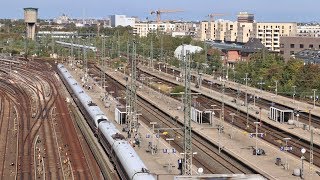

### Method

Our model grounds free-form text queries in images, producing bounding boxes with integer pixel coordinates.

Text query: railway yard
[0,57,102,179]
[1,55,320,180]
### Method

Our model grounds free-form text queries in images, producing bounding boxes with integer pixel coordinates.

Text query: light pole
[296,113,300,127]
[292,85,297,104]
[230,113,236,139]
[150,122,157,155]
[312,89,317,109]
[166,138,175,173]
[258,77,264,90]
[274,80,278,96]
[301,148,306,179]
[283,137,291,170]
[253,122,261,156]
[244,73,250,128]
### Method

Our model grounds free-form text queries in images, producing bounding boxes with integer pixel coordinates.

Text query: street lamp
[244,73,250,128]
[292,85,297,104]
[253,122,261,156]
[274,80,278,96]
[166,138,175,173]
[283,137,291,170]
[230,113,236,139]
[301,148,306,179]
[150,122,157,155]
[312,89,317,109]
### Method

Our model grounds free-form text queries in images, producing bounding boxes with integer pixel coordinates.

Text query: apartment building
[133,22,176,37]
[225,22,238,42]
[198,21,208,41]
[280,36,320,61]
[237,22,253,43]
[297,25,320,37]
[251,22,297,51]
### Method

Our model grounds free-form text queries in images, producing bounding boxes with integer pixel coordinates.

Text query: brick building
[280,36,320,61]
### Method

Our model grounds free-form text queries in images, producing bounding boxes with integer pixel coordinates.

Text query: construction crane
[207,13,227,23]
[150,9,184,23]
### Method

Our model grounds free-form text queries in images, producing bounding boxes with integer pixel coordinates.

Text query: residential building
[236,22,253,43]
[297,25,320,37]
[110,15,135,27]
[280,36,320,61]
[225,22,237,42]
[198,21,208,41]
[133,22,175,37]
[251,22,297,51]
[133,22,148,37]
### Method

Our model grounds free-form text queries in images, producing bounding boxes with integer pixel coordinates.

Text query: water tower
[24,7,38,40]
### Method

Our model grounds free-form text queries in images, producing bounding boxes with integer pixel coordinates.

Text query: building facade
[110,15,135,27]
[280,36,320,61]
[297,25,320,37]
[251,22,297,51]
[133,22,176,37]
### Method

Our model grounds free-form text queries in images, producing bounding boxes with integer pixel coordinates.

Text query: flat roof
[24,7,38,10]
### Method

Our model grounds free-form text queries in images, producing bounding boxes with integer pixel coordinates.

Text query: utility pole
[150,39,153,69]
[117,30,120,58]
[230,113,236,139]
[283,137,291,170]
[83,40,88,83]
[310,128,314,173]
[275,80,278,96]
[183,50,192,175]
[100,37,106,98]
[312,89,317,109]
[244,73,250,128]
[292,85,297,104]
[126,41,138,137]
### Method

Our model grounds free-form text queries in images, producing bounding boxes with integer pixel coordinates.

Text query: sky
[0,0,319,22]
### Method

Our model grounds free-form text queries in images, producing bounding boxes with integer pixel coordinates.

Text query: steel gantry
[126,41,139,137]
[183,50,192,175]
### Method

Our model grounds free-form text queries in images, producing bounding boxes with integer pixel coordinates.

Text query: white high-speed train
[57,64,154,180]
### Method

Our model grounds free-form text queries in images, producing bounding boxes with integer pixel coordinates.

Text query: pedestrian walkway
[107,66,320,180]
[139,66,320,148]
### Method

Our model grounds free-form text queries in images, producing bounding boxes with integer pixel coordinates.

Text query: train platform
[139,66,320,148]
[106,66,320,180]
[65,65,192,179]
[163,65,320,118]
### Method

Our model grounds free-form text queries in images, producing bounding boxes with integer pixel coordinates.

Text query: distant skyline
[1,0,320,22]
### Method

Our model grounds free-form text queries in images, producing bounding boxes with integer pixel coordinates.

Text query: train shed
[191,105,214,125]
[115,107,126,125]
[269,106,293,123]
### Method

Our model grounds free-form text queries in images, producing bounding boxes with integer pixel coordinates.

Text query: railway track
[153,64,320,129]
[88,64,258,175]
[0,58,102,179]
[135,64,320,167]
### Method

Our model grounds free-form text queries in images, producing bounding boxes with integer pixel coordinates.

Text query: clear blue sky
[1,0,319,22]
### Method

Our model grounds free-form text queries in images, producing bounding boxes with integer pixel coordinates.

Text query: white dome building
[174,44,203,60]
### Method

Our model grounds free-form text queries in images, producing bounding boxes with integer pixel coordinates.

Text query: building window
[290,51,295,55]
[309,44,314,48]
[280,51,284,54]
[300,44,304,48]
[290,44,295,48]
